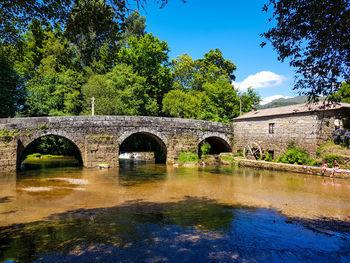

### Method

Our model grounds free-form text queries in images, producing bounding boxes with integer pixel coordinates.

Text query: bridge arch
[17,133,84,170]
[198,133,232,157]
[118,129,167,163]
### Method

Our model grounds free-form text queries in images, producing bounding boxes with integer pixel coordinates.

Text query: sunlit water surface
[0,159,349,262]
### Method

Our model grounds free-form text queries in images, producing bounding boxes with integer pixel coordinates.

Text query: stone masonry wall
[232,109,347,158]
[0,116,233,172]
[0,137,17,172]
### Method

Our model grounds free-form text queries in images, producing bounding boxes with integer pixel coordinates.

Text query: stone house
[232,102,350,158]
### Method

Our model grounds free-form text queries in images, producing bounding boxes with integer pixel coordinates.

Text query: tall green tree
[65,0,119,67]
[116,33,172,114]
[163,51,259,123]
[24,29,85,117]
[82,63,157,116]
[25,69,85,116]
[0,0,172,44]
[162,90,204,119]
[0,48,24,118]
[262,0,350,99]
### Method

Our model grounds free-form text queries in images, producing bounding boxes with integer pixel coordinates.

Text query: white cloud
[233,71,286,91]
[260,95,292,105]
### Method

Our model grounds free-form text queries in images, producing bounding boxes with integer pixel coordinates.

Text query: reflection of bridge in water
[0,116,233,172]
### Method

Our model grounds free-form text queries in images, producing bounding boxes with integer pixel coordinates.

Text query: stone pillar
[0,136,17,172]
[85,135,119,168]
[167,135,199,164]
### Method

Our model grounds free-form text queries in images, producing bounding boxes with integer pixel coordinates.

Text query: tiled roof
[234,102,350,120]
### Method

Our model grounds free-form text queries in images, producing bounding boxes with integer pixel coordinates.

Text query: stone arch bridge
[0,116,233,172]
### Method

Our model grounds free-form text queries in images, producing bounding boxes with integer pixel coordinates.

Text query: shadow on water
[118,160,167,186]
[0,197,349,263]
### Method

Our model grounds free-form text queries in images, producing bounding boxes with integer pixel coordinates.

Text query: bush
[307,159,321,166]
[178,152,199,164]
[332,128,350,148]
[323,154,342,167]
[234,151,243,157]
[277,144,309,165]
[220,155,235,163]
[264,152,274,162]
[200,142,211,158]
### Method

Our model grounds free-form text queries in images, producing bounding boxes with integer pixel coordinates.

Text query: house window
[269,123,275,134]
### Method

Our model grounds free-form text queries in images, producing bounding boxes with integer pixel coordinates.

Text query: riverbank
[238,159,350,179]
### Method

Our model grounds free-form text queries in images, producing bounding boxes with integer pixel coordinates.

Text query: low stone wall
[238,159,350,179]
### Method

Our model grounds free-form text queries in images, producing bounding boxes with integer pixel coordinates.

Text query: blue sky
[139,0,299,104]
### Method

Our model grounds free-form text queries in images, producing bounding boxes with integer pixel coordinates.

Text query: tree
[262,0,350,99]
[0,48,24,117]
[24,30,85,117]
[116,33,172,114]
[82,63,158,116]
[164,51,259,123]
[162,90,204,119]
[239,88,261,113]
[330,80,350,103]
[65,0,120,67]
[25,69,85,116]
[119,10,147,47]
[0,0,172,44]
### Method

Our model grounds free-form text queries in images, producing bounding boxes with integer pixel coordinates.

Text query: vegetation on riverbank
[177,152,199,165]
[26,153,66,159]
[263,142,350,169]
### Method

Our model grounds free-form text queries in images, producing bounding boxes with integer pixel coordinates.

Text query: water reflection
[0,197,349,262]
[118,159,166,186]
[0,162,349,262]
[21,156,80,171]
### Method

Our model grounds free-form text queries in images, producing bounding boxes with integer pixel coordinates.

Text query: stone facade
[232,103,350,158]
[0,116,233,172]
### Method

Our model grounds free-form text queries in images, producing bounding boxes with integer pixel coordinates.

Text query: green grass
[178,152,199,164]
[26,153,65,159]
[220,155,235,163]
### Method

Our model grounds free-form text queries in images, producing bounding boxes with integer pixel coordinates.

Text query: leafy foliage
[82,63,157,116]
[277,144,309,165]
[163,51,260,123]
[116,33,172,114]
[323,154,343,168]
[177,152,199,164]
[200,142,211,156]
[0,0,170,44]
[262,0,350,99]
[332,128,350,148]
[25,69,85,116]
[330,80,350,103]
[0,48,24,117]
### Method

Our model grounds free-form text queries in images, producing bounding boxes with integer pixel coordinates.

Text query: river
[0,159,349,262]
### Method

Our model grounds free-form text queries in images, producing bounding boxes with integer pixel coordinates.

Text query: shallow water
[0,160,349,262]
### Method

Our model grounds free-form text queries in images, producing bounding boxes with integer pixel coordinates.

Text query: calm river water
[0,159,349,262]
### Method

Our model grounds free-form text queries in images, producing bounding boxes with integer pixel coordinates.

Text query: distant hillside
[260,95,309,109]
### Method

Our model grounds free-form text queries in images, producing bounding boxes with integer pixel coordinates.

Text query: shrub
[277,144,309,165]
[307,159,320,166]
[332,128,350,148]
[234,151,243,157]
[178,152,199,164]
[200,142,211,158]
[264,152,274,162]
[323,154,342,167]
[221,155,235,163]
